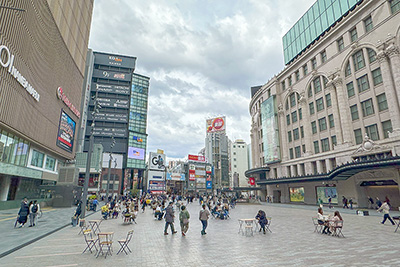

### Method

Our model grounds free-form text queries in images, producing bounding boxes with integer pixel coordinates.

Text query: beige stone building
[248,0,400,208]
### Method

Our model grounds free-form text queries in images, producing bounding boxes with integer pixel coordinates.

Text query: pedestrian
[368,196,374,209]
[255,210,268,234]
[92,198,98,211]
[199,204,210,235]
[29,200,40,227]
[377,201,395,225]
[385,196,391,208]
[16,198,29,228]
[342,196,348,209]
[179,205,190,236]
[376,197,382,209]
[349,198,353,209]
[164,202,177,235]
[328,197,332,209]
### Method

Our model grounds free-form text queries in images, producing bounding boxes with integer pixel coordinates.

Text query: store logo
[103,71,110,78]
[151,155,165,170]
[0,44,40,102]
[109,56,122,62]
[57,87,81,118]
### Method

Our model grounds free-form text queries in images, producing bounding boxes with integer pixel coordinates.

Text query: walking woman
[179,205,190,236]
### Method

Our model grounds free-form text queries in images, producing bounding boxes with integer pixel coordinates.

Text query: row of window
[30,150,57,172]
[0,130,30,167]
[286,108,303,125]
[313,135,337,154]
[311,114,335,134]
[354,120,392,144]
[350,93,388,121]
[288,126,305,143]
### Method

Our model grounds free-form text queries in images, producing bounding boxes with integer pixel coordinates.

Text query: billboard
[261,96,281,163]
[92,83,130,95]
[206,181,212,189]
[290,187,305,202]
[316,186,338,204]
[189,164,195,181]
[92,69,132,82]
[206,116,226,133]
[96,98,129,109]
[166,173,185,181]
[56,110,76,153]
[188,154,205,162]
[128,147,145,160]
[93,127,128,138]
[94,53,136,69]
[102,153,123,169]
[149,152,166,170]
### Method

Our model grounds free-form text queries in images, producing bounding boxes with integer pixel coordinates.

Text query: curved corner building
[248,0,400,208]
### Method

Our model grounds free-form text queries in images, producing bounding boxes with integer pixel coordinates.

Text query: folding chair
[244,225,254,236]
[117,230,134,255]
[265,217,272,233]
[82,229,97,254]
[97,233,113,258]
[78,219,88,235]
[332,220,345,237]
[312,217,323,233]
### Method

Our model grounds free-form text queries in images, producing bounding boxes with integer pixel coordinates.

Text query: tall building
[205,116,229,191]
[80,51,149,195]
[0,1,93,206]
[230,139,249,187]
[248,0,400,207]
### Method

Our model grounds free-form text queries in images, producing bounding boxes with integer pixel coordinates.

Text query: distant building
[230,139,249,187]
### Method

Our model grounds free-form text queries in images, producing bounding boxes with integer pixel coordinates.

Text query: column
[377,49,400,133]
[278,108,288,161]
[299,95,313,155]
[332,77,352,144]
[386,42,400,107]
[326,82,344,144]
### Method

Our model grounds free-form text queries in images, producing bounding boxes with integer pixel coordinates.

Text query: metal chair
[117,230,134,255]
[82,229,97,254]
[265,217,272,233]
[312,217,323,233]
[332,220,345,237]
[78,219,88,235]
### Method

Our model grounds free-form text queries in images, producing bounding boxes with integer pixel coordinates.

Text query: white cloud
[89,0,316,159]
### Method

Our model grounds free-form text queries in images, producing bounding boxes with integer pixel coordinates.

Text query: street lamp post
[112,158,117,197]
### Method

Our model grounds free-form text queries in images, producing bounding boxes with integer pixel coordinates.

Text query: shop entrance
[273,190,281,203]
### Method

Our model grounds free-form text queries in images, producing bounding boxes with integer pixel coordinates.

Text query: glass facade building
[283,0,363,65]
[127,73,150,169]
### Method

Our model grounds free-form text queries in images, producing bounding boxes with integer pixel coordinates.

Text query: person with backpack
[29,200,40,227]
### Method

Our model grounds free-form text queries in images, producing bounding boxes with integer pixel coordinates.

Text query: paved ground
[1,202,400,266]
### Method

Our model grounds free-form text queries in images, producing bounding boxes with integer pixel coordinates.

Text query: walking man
[199,204,210,235]
[179,205,190,236]
[377,201,395,225]
[29,200,40,227]
[164,202,177,235]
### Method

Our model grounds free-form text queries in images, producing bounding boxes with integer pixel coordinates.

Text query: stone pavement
[1,202,400,266]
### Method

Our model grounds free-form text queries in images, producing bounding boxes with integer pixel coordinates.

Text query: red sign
[188,154,205,162]
[189,170,195,181]
[206,116,226,133]
[57,87,81,118]
[249,177,255,186]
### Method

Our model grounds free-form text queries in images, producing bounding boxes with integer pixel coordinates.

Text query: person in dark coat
[164,202,177,235]
[255,210,268,234]
[16,198,29,228]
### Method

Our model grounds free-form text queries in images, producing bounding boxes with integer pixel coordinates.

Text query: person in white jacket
[377,201,395,225]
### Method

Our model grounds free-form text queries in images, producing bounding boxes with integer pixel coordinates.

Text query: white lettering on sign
[0,45,40,101]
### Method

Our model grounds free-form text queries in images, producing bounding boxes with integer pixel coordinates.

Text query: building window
[291,111,298,123]
[298,108,302,120]
[321,50,327,63]
[337,37,344,52]
[288,76,292,86]
[45,156,56,171]
[289,148,294,159]
[302,144,306,153]
[286,99,289,110]
[309,102,315,115]
[311,58,317,70]
[318,117,327,131]
[31,150,45,168]
[321,138,330,152]
[295,146,301,158]
[377,93,388,112]
[281,81,286,91]
[308,86,313,97]
[350,104,359,121]
[293,128,299,140]
[364,16,373,32]
[345,62,352,77]
[353,50,365,71]
[328,114,335,128]
[316,97,324,112]
[331,135,337,147]
[361,99,375,117]
[314,141,320,154]
[367,48,376,63]
[313,77,321,94]
[354,129,363,144]
[391,0,400,13]
[357,74,370,93]
[350,27,358,42]
[372,68,383,86]
[288,131,292,142]
[286,114,290,125]
[290,93,296,107]
[311,121,317,134]
[295,70,300,81]
[382,120,392,138]
[325,93,331,107]
[300,126,304,138]
[303,64,308,75]
[347,82,355,97]
[365,124,379,141]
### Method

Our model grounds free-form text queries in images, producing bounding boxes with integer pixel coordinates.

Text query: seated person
[329,211,343,233]
[317,207,331,234]
[255,210,268,234]
[101,204,109,220]
[123,206,132,223]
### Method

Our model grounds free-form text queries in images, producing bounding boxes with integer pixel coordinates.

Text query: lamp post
[81,93,101,218]
[105,136,116,201]
[112,158,117,197]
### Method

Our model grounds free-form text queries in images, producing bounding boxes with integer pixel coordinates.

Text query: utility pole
[112,158,117,197]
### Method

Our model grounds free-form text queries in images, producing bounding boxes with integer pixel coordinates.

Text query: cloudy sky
[88,0,316,160]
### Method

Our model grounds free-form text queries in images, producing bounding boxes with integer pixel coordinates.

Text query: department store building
[247,0,400,208]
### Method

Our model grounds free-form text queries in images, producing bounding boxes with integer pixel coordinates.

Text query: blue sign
[206,181,212,189]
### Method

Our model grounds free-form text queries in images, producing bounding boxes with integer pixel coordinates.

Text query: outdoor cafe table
[238,219,259,234]
[96,232,114,258]
[88,220,102,235]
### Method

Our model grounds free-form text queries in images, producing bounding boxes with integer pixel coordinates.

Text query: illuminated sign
[128,147,145,160]
[188,154,205,162]
[57,87,81,118]
[56,110,76,153]
[0,44,40,101]
[132,136,143,142]
[206,116,226,133]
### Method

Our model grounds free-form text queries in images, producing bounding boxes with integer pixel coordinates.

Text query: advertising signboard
[206,181,212,189]
[188,154,205,162]
[149,152,166,170]
[289,187,305,202]
[316,186,338,204]
[56,110,76,153]
[95,112,128,123]
[189,164,195,181]
[97,98,129,109]
[93,127,127,138]
[92,69,132,82]
[261,96,281,163]
[92,83,130,95]
[206,116,226,133]
[148,180,165,191]
[128,147,145,160]
[166,173,185,181]
[94,53,136,69]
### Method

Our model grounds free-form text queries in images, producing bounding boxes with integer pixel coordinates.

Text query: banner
[149,152,166,170]
[261,96,281,163]
[128,147,145,160]
[206,181,212,189]
[188,154,205,162]
[249,177,255,186]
